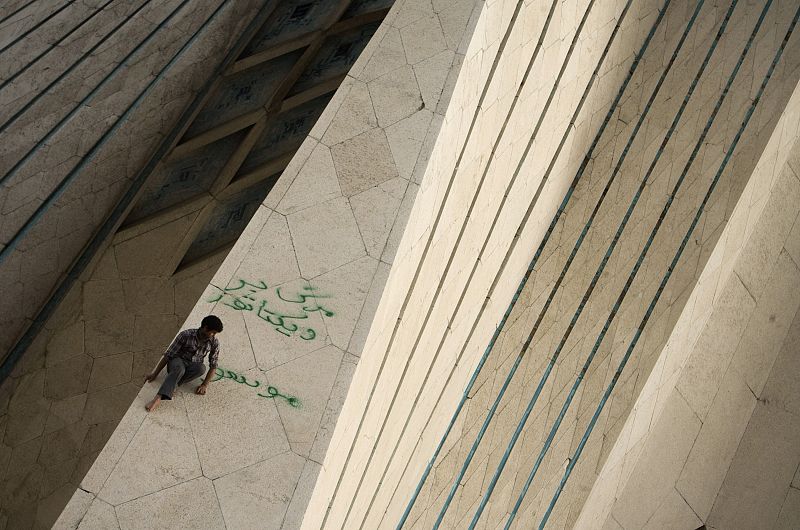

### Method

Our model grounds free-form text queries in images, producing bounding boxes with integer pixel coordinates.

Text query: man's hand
[144,372,157,383]
[196,383,208,395]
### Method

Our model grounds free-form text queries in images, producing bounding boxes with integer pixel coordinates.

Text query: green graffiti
[212,366,301,409]
[208,279,333,340]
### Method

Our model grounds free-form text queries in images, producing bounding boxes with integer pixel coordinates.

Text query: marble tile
[675,274,754,420]
[357,27,408,83]
[611,393,700,529]
[87,352,133,393]
[4,369,49,447]
[265,345,344,453]
[46,321,86,367]
[183,367,289,480]
[775,487,800,530]
[350,178,408,259]
[320,79,378,147]
[282,459,321,530]
[275,143,343,216]
[231,276,331,371]
[641,486,702,529]
[214,452,304,529]
[707,403,800,529]
[400,15,448,65]
[368,65,424,128]
[229,212,301,289]
[760,307,800,416]
[53,487,94,529]
[385,109,435,181]
[77,498,119,529]
[82,382,140,426]
[98,392,201,505]
[84,314,134,358]
[287,196,366,279]
[331,127,400,197]
[729,250,800,396]
[114,477,224,530]
[80,389,149,494]
[310,357,357,464]
[676,369,756,520]
[44,393,88,434]
[313,256,379,350]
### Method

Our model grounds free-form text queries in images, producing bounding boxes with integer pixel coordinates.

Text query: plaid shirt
[164,329,220,368]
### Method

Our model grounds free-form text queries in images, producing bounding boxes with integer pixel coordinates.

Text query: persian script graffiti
[208,279,334,340]
[212,366,301,408]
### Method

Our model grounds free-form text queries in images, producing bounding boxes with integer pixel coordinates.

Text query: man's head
[199,315,223,341]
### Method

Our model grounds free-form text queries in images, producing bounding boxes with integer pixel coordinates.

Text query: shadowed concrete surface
[0,0,799,529]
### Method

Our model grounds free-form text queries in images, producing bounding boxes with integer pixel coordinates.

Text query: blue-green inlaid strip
[0,0,118,92]
[538,4,799,527]
[397,0,670,526]
[0,0,79,55]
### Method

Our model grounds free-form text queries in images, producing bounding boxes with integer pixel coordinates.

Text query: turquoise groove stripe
[506,0,773,524]
[0,0,118,92]
[540,4,800,527]
[466,0,742,524]
[0,0,199,263]
[0,0,79,55]
[0,0,160,174]
[396,0,670,526]
[0,1,278,384]
[0,0,41,26]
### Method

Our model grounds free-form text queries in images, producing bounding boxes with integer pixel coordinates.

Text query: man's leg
[178,362,206,386]
[156,358,187,400]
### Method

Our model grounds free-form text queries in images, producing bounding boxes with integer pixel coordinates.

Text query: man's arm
[196,339,220,395]
[196,368,216,395]
[145,331,185,382]
[144,355,167,383]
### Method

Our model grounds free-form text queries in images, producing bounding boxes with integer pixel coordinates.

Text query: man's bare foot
[145,395,161,412]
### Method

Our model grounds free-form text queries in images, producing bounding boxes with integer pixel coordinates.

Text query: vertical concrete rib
[0,0,118,91]
[0,0,78,55]
[539,5,800,527]
[394,2,671,526]
[459,1,742,524]
[315,2,533,527]
[0,0,232,264]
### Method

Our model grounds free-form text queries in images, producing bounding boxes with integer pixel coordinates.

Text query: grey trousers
[157,357,206,399]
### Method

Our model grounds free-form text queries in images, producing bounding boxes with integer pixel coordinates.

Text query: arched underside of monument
[49,0,800,528]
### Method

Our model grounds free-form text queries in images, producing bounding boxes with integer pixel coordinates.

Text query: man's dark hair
[201,315,223,332]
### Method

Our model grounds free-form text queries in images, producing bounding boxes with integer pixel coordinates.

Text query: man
[144,315,223,412]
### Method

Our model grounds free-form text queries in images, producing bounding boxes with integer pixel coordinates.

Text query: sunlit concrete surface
[0,0,798,529]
